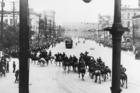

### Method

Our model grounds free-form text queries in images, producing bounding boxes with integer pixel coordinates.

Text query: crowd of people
[0,54,17,80]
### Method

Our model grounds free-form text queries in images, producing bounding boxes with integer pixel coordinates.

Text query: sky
[28,0,139,24]
[3,0,139,24]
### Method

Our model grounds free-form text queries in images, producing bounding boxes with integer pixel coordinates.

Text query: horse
[120,72,128,88]
[0,66,6,77]
[91,69,102,84]
[78,66,86,80]
[55,53,62,66]
[101,66,111,81]
[30,51,40,64]
[62,56,70,73]
[72,56,79,72]
[90,63,102,84]
[38,58,46,66]
[78,59,86,80]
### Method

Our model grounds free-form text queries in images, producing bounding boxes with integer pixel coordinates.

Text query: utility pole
[0,0,4,52]
[82,0,129,93]
[49,20,52,44]
[19,0,29,93]
[12,1,16,31]
[44,15,47,32]
[104,0,129,93]
[38,14,41,47]
[110,0,124,93]
[53,11,55,40]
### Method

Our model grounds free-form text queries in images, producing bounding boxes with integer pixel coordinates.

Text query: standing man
[13,61,16,73]
[15,69,19,83]
[6,61,9,73]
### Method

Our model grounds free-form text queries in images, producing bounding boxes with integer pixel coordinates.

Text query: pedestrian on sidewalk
[13,61,16,73]
[15,69,19,83]
[6,61,9,73]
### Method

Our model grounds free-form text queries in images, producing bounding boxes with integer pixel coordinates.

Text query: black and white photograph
[0,0,140,93]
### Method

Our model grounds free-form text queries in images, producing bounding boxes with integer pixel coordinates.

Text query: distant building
[121,7,140,28]
[0,9,40,32]
[121,7,140,41]
[0,11,19,25]
[40,10,55,32]
[98,15,113,41]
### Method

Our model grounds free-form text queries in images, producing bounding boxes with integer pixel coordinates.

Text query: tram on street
[65,38,73,49]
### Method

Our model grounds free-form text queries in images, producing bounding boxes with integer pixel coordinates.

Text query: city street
[0,38,140,93]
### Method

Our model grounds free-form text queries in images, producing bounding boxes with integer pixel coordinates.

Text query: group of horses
[54,51,128,88]
[27,46,128,89]
[30,47,53,66]
[54,52,111,82]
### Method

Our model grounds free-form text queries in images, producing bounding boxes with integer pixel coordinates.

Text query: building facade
[121,7,140,29]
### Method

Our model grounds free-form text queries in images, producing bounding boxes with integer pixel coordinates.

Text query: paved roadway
[0,38,140,93]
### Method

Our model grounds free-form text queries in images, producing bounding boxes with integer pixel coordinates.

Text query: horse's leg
[95,75,97,83]
[99,75,101,84]
[121,79,124,87]
[126,78,128,89]
[67,66,69,73]
[59,61,61,66]
[64,66,66,71]
[78,72,80,78]
[110,72,111,77]
[82,73,84,80]
[89,72,91,78]
[91,73,94,79]
[104,74,107,81]
[106,73,108,79]
[73,66,76,72]
[33,60,35,64]
[120,79,122,87]
[2,70,5,77]
[47,60,49,66]
[55,61,57,66]
[122,80,124,87]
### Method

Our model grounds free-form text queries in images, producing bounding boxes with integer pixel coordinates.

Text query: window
[15,19,17,24]
[127,21,130,27]
[10,19,13,25]
[134,13,136,16]
[128,13,130,19]
[5,19,8,24]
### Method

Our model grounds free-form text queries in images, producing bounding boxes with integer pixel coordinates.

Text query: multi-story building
[40,10,55,32]
[0,9,40,39]
[121,7,140,29]
[121,7,140,42]
[97,6,140,42]
[98,14,113,42]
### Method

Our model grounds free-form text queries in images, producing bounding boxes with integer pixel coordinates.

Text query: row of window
[4,18,18,25]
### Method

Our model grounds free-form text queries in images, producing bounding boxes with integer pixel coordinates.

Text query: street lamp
[0,0,5,52]
[19,0,29,93]
[83,0,129,93]
[12,0,16,32]
[83,0,92,3]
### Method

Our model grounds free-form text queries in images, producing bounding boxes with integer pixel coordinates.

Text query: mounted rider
[120,65,126,74]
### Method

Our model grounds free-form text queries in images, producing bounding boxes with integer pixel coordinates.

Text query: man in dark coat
[13,61,16,73]
[15,69,19,83]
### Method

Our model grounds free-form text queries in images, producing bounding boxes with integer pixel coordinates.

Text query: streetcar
[65,38,73,49]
